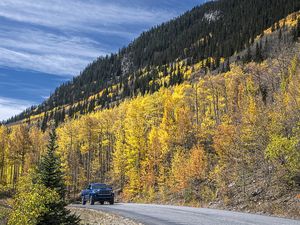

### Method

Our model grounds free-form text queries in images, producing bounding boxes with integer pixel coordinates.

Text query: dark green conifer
[278,29,282,41]
[243,45,252,63]
[37,129,80,225]
[255,42,263,62]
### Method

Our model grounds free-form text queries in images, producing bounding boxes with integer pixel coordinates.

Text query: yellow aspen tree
[112,104,128,191]
[187,145,207,181]
[213,124,239,199]
[8,125,31,187]
[29,126,47,168]
[145,127,162,193]
[0,125,8,183]
[169,147,188,194]
[57,119,82,198]
[123,97,148,199]
[78,116,98,185]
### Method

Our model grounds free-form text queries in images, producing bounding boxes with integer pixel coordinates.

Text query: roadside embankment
[68,206,143,225]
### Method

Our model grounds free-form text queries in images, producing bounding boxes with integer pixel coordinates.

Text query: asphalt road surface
[71,203,300,225]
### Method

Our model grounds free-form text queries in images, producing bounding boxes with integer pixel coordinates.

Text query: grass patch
[0,204,11,224]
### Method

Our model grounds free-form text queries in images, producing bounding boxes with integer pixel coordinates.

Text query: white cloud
[0,27,110,76]
[0,97,34,121]
[0,28,103,57]
[0,30,107,75]
[0,0,173,32]
[0,0,176,76]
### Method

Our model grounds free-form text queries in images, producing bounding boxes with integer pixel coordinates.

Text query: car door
[82,185,91,200]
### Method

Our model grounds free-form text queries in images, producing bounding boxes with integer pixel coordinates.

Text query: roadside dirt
[68,206,143,225]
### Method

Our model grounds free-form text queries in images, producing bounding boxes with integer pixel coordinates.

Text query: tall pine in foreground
[37,129,80,225]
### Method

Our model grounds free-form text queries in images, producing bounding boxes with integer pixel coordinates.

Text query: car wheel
[90,196,95,205]
[109,198,114,205]
[82,196,86,205]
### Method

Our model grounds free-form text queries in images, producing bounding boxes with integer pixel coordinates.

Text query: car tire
[109,198,114,205]
[90,196,95,205]
[82,196,86,205]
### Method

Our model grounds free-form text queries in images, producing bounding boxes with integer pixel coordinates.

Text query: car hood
[93,188,112,192]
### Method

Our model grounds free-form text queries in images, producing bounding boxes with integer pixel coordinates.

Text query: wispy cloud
[0,0,176,76]
[0,27,107,75]
[0,97,34,121]
[0,0,174,31]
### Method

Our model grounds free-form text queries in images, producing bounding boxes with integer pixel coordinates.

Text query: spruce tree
[255,42,263,62]
[243,42,252,63]
[278,29,282,41]
[292,18,300,42]
[225,58,231,72]
[37,129,80,225]
[298,18,300,36]
[264,37,269,53]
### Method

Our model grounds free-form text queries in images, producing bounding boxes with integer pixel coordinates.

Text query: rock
[228,182,235,188]
[251,188,263,197]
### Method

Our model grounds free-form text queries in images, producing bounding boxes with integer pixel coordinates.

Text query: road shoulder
[68,206,144,225]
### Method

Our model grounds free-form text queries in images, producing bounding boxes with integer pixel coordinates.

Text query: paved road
[71,203,300,225]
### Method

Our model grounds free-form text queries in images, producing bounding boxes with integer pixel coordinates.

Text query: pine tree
[278,29,282,41]
[225,58,231,72]
[292,18,300,42]
[264,37,269,53]
[255,42,263,62]
[41,113,48,132]
[271,23,276,32]
[298,18,300,35]
[37,129,80,225]
[244,45,252,63]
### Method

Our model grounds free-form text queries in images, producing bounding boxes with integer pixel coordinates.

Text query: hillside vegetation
[1,1,300,223]
[2,28,300,220]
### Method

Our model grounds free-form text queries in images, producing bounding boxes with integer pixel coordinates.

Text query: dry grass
[0,200,12,225]
[68,207,143,225]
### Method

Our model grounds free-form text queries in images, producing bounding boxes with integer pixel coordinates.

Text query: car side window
[87,185,91,190]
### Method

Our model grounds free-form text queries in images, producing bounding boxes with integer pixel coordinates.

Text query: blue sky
[0,0,205,121]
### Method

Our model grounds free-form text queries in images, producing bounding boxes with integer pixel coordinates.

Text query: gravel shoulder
[68,206,144,225]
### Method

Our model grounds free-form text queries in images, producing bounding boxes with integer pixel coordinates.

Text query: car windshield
[92,184,107,189]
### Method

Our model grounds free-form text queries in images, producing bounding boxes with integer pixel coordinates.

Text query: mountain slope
[6,0,300,126]
[1,4,300,221]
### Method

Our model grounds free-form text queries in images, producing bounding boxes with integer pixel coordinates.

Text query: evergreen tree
[293,18,300,41]
[264,37,269,53]
[37,129,80,225]
[225,58,231,72]
[278,29,282,41]
[298,18,300,36]
[255,42,263,62]
[244,46,252,63]
[41,113,48,132]
[271,23,276,32]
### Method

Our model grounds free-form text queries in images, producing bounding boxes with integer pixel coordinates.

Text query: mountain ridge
[1,1,300,220]
[5,0,300,128]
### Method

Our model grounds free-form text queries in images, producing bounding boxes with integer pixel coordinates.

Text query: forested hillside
[1,0,300,222]
[6,0,300,127]
[2,10,300,219]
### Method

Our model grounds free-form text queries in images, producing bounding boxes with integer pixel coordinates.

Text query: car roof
[91,183,106,185]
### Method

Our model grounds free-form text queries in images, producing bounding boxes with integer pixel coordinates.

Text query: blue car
[81,183,114,205]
